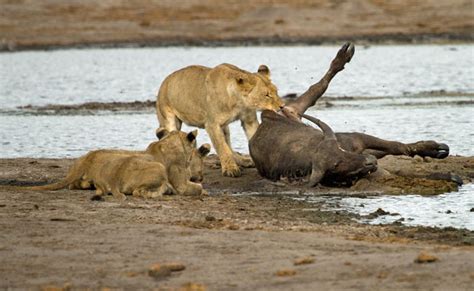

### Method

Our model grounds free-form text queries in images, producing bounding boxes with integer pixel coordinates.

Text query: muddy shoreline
[1,0,473,52]
[0,155,473,289]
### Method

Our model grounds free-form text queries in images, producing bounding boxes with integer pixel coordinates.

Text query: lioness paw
[222,163,242,177]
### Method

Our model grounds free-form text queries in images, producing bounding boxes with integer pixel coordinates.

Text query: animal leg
[205,123,241,177]
[337,133,410,158]
[287,42,355,115]
[110,187,127,201]
[241,112,259,140]
[168,164,203,195]
[157,102,179,131]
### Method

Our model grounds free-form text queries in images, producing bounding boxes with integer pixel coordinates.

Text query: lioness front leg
[206,123,241,177]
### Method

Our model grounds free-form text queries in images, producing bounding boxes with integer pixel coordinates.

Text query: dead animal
[249,43,449,186]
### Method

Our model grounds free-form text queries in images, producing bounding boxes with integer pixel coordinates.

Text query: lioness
[23,130,209,199]
[156,63,284,177]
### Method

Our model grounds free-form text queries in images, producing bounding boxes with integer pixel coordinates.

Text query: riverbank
[0,156,473,289]
[1,0,473,51]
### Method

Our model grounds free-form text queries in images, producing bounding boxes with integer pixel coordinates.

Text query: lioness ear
[156,128,169,140]
[187,130,198,143]
[198,143,211,157]
[258,65,271,79]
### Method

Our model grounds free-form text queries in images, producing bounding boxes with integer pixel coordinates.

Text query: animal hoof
[332,42,355,71]
[435,143,450,159]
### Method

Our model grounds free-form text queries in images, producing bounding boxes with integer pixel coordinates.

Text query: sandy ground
[1,155,473,290]
[1,0,473,50]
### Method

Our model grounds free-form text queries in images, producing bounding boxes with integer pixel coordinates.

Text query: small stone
[275,269,297,276]
[446,210,452,214]
[205,215,216,222]
[164,262,186,272]
[90,195,104,201]
[423,156,433,163]
[148,264,172,278]
[294,256,315,265]
[179,282,207,291]
[228,224,240,230]
[470,208,474,212]
[413,155,423,163]
[367,208,390,218]
[414,251,438,263]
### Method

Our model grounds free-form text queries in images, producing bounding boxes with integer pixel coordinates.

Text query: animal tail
[2,168,83,191]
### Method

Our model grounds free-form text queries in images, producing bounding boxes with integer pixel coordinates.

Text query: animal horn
[301,114,337,140]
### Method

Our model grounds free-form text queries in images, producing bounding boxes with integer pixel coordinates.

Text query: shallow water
[302,184,474,231]
[1,45,473,230]
[1,45,473,108]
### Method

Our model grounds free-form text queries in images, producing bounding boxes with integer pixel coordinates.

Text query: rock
[470,208,474,212]
[294,256,315,265]
[414,251,438,263]
[205,215,216,222]
[275,269,297,276]
[367,208,390,218]
[179,282,207,291]
[424,156,433,163]
[414,155,423,163]
[446,210,452,214]
[148,264,172,278]
[227,224,240,230]
[164,262,186,272]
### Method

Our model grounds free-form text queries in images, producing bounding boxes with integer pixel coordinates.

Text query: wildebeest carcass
[249,43,449,186]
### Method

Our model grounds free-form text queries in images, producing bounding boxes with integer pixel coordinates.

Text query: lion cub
[23,130,210,199]
[156,63,284,177]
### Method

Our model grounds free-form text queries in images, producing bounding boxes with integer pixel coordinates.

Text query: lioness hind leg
[157,102,179,132]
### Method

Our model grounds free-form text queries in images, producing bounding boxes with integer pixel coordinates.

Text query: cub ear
[186,130,198,143]
[236,76,246,85]
[257,65,271,79]
[198,143,211,157]
[156,128,170,140]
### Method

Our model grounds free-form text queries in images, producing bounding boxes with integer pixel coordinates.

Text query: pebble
[148,264,172,278]
[470,208,474,212]
[179,282,207,291]
[294,256,315,265]
[413,155,423,163]
[414,251,438,263]
[275,269,297,276]
[164,262,186,272]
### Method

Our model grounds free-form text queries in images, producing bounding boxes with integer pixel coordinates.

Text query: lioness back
[157,65,210,127]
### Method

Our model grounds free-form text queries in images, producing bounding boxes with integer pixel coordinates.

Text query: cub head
[232,65,284,112]
[189,143,211,182]
[148,129,198,165]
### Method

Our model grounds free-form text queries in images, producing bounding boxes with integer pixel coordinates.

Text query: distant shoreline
[2,32,473,52]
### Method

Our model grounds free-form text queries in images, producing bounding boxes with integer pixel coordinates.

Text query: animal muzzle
[363,155,378,173]
[190,175,203,183]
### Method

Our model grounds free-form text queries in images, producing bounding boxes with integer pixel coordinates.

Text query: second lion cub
[156,63,284,177]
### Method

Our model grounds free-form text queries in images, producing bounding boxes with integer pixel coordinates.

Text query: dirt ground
[1,0,473,50]
[1,155,473,290]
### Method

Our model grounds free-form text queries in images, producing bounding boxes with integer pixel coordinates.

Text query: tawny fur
[156,63,284,177]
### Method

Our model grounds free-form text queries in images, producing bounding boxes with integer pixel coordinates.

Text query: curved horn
[301,114,336,140]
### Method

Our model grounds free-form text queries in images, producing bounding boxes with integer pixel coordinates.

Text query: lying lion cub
[24,130,210,199]
[156,63,284,177]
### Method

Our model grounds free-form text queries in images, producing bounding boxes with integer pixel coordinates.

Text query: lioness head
[231,65,284,112]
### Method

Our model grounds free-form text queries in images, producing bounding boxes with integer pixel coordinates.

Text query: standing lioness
[156,63,284,177]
